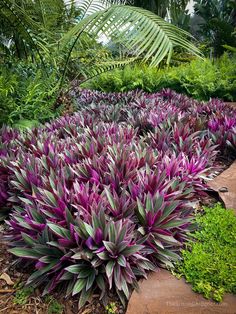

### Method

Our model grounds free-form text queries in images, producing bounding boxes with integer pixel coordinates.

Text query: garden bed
[0,89,236,313]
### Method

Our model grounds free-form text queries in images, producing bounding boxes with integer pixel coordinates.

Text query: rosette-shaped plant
[2,88,235,307]
[7,206,154,307]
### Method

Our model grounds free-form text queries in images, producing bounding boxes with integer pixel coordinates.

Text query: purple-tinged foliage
[1,89,236,306]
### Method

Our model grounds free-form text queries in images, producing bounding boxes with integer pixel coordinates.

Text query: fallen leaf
[0,273,14,286]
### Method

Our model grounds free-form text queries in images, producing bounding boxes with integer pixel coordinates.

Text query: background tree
[193,0,236,57]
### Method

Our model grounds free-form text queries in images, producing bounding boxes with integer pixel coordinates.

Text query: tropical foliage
[0,62,59,126]
[1,89,236,306]
[0,0,201,79]
[0,0,235,310]
[193,0,236,57]
[83,53,236,101]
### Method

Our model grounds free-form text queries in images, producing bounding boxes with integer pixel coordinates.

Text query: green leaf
[84,222,94,238]
[158,201,179,223]
[96,274,105,292]
[21,233,36,247]
[136,198,145,223]
[72,278,86,296]
[65,207,74,225]
[121,245,143,257]
[43,190,57,206]
[153,193,164,210]
[157,248,180,261]
[77,269,93,279]
[117,255,126,267]
[65,265,83,274]
[153,238,164,249]
[47,223,70,239]
[103,241,116,254]
[34,246,61,256]
[14,170,28,188]
[121,280,129,299]
[18,197,33,206]
[60,272,74,281]
[106,260,115,278]
[30,208,45,223]
[157,234,180,245]
[27,261,58,285]
[97,251,109,260]
[78,287,93,309]
[86,271,96,291]
[105,188,116,210]
[8,247,41,259]
[108,222,117,243]
[145,193,152,212]
[160,218,192,229]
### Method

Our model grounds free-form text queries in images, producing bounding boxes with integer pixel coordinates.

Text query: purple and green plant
[1,89,236,307]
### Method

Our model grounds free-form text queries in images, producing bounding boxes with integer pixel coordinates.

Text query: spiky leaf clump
[1,89,236,307]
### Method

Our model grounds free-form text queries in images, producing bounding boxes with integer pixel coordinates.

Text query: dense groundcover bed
[0,89,236,308]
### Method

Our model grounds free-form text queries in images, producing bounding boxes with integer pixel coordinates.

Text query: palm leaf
[61,5,201,68]
[80,57,137,81]
[76,0,108,18]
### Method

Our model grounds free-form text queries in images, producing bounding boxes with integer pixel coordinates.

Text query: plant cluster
[0,62,60,126]
[45,296,63,314]
[106,302,118,314]
[176,203,236,302]
[83,54,236,101]
[13,286,34,305]
[1,89,236,307]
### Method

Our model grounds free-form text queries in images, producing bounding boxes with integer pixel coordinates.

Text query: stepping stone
[208,160,236,210]
[126,269,236,314]
[224,102,236,107]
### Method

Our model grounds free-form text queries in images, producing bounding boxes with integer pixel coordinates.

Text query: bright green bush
[0,62,60,126]
[176,203,236,302]
[83,54,236,101]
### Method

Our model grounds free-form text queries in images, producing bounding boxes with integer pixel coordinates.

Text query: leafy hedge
[176,203,236,302]
[83,54,236,101]
[1,90,236,307]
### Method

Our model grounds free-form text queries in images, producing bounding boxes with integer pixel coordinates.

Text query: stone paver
[224,102,236,107]
[208,160,236,211]
[126,269,236,314]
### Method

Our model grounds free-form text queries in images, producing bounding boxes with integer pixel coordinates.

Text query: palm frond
[80,57,137,81]
[62,5,201,67]
[75,0,108,18]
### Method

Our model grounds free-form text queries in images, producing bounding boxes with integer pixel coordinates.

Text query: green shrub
[0,62,60,126]
[83,54,236,101]
[106,302,118,314]
[176,203,236,302]
[45,296,63,314]
[13,287,34,305]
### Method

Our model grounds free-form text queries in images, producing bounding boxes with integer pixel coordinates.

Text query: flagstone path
[126,269,236,314]
[208,160,236,211]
